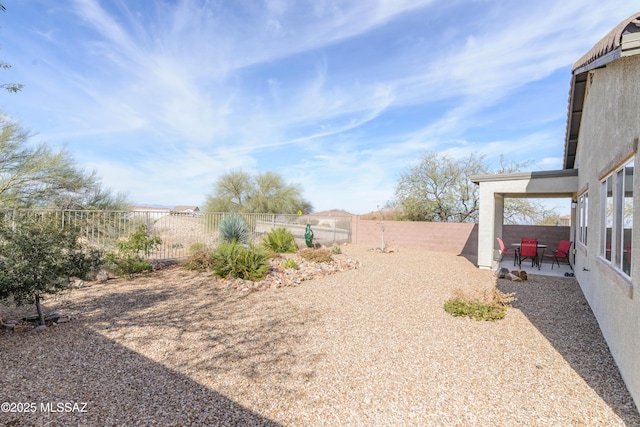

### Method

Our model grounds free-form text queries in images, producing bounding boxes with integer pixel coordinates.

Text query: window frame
[577,191,588,247]
[599,157,633,278]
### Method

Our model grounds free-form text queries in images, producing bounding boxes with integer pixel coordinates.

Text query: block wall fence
[350,216,571,259]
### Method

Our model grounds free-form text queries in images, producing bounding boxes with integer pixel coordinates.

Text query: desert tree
[205,170,312,214]
[393,152,486,222]
[0,215,103,325]
[0,113,130,209]
[392,152,557,224]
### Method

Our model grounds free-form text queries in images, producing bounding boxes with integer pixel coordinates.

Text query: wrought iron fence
[0,209,352,260]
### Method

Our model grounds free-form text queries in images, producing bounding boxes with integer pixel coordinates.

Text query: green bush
[219,212,250,244]
[262,227,297,253]
[105,225,161,279]
[298,248,333,263]
[0,217,104,325]
[443,300,507,321]
[331,245,342,254]
[444,287,515,322]
[184,250,215,272]
[283,258,299,270]
[212,242,269,281]
[105,252,153,278]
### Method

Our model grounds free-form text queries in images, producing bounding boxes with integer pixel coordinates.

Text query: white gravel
[1,244,639,426]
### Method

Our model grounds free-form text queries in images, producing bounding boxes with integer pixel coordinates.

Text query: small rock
[69,277,84,288]
[96,269,109,283]
[32,325,47,332]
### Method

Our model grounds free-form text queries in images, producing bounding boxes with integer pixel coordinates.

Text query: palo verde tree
[392,152,558,224]
[0,215,103,326]
[0,113,130,209]
[205,170,312,214]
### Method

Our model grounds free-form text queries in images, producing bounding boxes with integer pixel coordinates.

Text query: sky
[0,1,638,215]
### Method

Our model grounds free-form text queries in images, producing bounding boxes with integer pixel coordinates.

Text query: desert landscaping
[1,244,639,426]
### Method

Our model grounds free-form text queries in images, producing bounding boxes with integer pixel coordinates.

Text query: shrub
[212,242,268,281]
[189,242,208,254]
[444,287,516,321]
[262,227,297,253]
[105,252,153,278]
[184,250,215,272]
[283,258,299,270]
[105,225,161,279]
[298,248,333,263]
[0,217,104,325]
[331,245,342,254]
[219,212,250,244]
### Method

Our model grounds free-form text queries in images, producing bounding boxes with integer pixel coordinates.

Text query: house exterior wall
[573,54,640,409]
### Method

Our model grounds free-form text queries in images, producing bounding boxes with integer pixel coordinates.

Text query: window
[600,158,634,277]
[621,159,633,276]
[602,177,613,261]
[578,192,588,245]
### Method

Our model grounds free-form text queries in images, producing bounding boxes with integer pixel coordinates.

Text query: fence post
[333,221,336,244]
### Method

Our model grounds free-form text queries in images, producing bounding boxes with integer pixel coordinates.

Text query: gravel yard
[1,244,639,426]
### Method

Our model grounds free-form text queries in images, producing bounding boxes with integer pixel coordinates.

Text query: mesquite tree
[0,215,103,325]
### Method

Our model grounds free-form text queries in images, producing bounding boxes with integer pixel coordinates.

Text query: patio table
[511,243,547,268]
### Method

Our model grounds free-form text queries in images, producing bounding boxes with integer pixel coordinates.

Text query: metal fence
[0,209,352,260]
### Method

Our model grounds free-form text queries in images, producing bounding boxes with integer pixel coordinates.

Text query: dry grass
[1,245,639,426]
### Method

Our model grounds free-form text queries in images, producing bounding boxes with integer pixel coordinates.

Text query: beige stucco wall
[573,54,640,410]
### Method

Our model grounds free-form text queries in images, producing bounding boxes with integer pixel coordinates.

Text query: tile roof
[572,12,640,72]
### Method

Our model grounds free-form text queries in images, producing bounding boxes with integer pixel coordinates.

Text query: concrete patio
[497,253,574,278]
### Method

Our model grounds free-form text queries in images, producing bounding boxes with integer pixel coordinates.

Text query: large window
[578,192,588,245]
[601,158,634,277]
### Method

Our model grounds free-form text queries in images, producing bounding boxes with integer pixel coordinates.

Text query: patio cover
[471,169,578,270]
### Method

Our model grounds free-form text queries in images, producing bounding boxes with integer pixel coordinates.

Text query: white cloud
[3,0,638,213]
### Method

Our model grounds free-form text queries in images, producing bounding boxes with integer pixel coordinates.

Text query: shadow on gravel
[0,321,283,426]
[497,277,640,425]
[0,273,319,426]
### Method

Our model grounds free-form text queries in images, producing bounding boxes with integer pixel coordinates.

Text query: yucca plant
[219,212,250,244]
[212,242,269,281]
[262,227,297,253]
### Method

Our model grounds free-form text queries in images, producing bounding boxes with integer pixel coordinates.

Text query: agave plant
[219,212,250,244]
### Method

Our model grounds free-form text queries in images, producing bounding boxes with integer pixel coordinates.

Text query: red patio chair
[497,237,518,266]
[519,238,539,270]
[542,240,573,270]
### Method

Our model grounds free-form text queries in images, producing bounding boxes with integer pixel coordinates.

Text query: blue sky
[0,1,637,214]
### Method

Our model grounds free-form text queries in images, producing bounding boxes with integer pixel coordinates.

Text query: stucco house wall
[572,54,640,408]
[471,13,640,411]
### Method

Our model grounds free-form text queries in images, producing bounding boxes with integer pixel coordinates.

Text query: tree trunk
[35,294,45,326]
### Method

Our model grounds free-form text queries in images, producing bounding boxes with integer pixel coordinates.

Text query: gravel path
[1,245,639,426]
